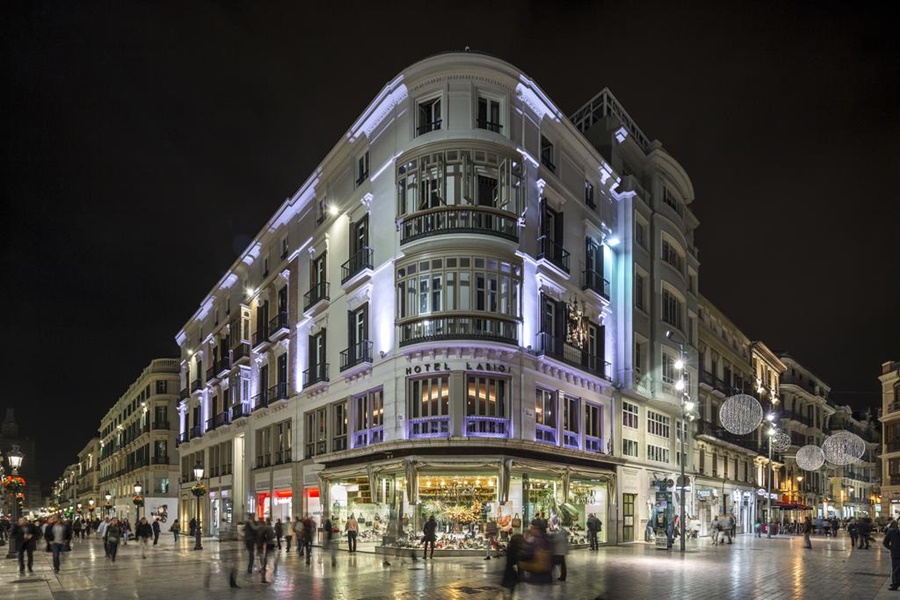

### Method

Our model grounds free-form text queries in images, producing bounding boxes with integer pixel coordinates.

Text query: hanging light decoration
[822,431,866,466]
[796,445,826,471]
[769,431,791,453]
[718,394,763,435]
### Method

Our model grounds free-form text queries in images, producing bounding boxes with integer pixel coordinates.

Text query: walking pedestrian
[292,516,304,556]
[243,518,259,575]
[136,517,153,558]
[170,519,180,543]
[45,515,72,573]
[858,517,871,549]
[97,517,109,556]
[189,517,197,537]
[587,513,600,550]
[422,515,437,560]
[152,518,161,545]
[803,516,813,549]
[323,515,338,566]
[884,520,900,590]
[12,517,38,575]
[848,518,859,548]
[345,513,359,553]
[518,522,553,596]
[550,526,568,581]
[274,518,284,550]
[501,533,526,600]
[711,515,720,546]
[754,519,762,538]
[301,515,315,565]
[259,519,276,584]
[104,518,123,563]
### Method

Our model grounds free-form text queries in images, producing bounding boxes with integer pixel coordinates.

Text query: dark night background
[2,1,898,495]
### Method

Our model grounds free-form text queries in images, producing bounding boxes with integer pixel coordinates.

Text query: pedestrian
[274,518,284,550]
[501,532,526,599]
[45,515,72,573]
[151,518,161,545]
[848,518,859,548]
[170,519,180,543]
[803,516,812,549]
[12,516,38,575]
[422,515,437,560]
[292,516,304,556]
[345,513,359,553]
[301,515,315,565]
[189,517,197,537]
[259,519,276,584]
[97,517,109,555]
[323,514,338,566]
[121,518,131,545]
[550,526,568,581]
[754,519,762,538]
[243,518,259,575]
[858,517,871,549]
[484,518,499,560]
[884,521,900,590]
[831,517,839,538]
[104,518,123,563]
[518,523,553,595]
[587,513,600,550]
[136,517,153,558]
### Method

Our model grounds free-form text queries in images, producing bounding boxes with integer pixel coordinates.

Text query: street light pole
[765,414,776,538]
[193,462,204,551]
[5,446,25,559]
[134,482,143,522]
[667,330,692,554]
[104,491,112,517]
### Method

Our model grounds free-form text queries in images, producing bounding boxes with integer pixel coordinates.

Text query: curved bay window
[408,376,450,439]
[466,375,509,438]
[397,148,522,244]
[397,255,521,347]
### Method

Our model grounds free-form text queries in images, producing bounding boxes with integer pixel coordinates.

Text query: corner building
[175,52,699,550]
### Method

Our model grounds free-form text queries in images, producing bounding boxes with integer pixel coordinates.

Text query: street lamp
[666,330,692,553]
[104,491,112,517]
[765,414,776,538]
[134,481,143,521]
[88,498,95,520]
[5,445,25,559]
[193,461,204,550]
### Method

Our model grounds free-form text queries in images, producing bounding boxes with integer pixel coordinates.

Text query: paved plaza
[1,532,897,600]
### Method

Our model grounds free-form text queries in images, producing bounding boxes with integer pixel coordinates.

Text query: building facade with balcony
[75,438,101,519]
[879,361,900,518]
[175,52,644,548]
[825,405,881,519]
[97,359,180,523]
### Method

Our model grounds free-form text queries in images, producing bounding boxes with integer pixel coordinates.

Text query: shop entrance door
[623,493,636,542]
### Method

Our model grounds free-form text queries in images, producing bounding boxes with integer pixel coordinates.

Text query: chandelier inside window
[566,297,587,349]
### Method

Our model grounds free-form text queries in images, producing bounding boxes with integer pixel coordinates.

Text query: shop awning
[772,501,813,510]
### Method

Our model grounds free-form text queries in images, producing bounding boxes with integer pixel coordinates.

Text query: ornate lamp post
[666,330,694,553]
[133,481,144,521]
[88,498,95,520]
[4,445,25,559]
[192,461,205,550]
[104,491,113,517]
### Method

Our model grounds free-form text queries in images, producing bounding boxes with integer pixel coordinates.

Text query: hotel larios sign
[405,361,513,375]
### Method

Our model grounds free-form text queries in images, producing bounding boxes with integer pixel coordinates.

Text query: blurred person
[136,517,153,558]
[12,516,39,575]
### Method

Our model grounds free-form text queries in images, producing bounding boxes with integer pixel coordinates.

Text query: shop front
[252,468,293,524]
[316,453,615,556]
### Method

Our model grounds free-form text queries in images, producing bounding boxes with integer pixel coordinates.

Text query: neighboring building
[75,437,101,519]
[826,405,880,519]
[52,464,79,513]
[879,360,900,518]
[97,359,181,523]
[0,408,44,510]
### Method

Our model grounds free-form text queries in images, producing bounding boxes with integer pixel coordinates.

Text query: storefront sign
[405,362,513,375]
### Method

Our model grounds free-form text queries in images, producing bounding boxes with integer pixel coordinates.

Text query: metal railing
[537,236,570,272]
[535,332,611,380]
[341,247,374,283]
[400,206,518,245]
[232,342,251,363]
[416,118,442,135]
[408,416,450,439]
[399,315,518,347]
[268,311,289,338]
[191,378,203,393]
[340,340,373,371]
[252,327,268,348]
[304,281,330,311]
[476,119,502,133]
[581,268,610,300]
[268,381,288,402]
[303,363,329,388]
[214,411,231,428]
[230,403,248,421]
[465,416,508,438]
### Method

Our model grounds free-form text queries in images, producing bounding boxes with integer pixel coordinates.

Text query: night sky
[3,2,898,492]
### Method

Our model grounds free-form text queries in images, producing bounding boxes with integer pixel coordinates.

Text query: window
[635,273,645,311]
[281,237,289,259]
[563,395,580,449]
[408,376,450,438]
[466,376,508,437]
[417,97,442,135]
[662,353,677,385]
[584,237,605,298]
[540,135,555,172]
[535,388,557,444]
[306,253,328,310]
[343,303,370,370]
[634,341,645,377]
[477,96,502,133]
[306,329,327,386]
[539,199,567,271]
[317,197,327,225]
[635,221,646,249]
[623,401,639,429]
[584,180,595,208]
[662,289,682,330]
[647,410,670,438]
[333,401,348,451]
[647,444,669,463]
[623,438,639,457]
[584,402,602,453]
[676,420,685,443]
[304,408,328,458]
[356,151,369,186]
[155,380,168,394]
[662,240,684,272]
[354,388,384,447]
[662,187,683,216]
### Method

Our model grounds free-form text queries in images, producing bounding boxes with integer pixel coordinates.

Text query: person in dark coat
[858,518,871,549]
[884,520,900,590]
[501,533,526,598]
[848,518,859,548]
[422,515,437,560]
[12,517,39,574]
[152,518,161,545]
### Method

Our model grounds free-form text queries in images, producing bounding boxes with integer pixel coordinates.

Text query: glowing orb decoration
[795,445,826,471]
[719,394,763,435]
[769,431,792,453]
[822,431,866,466]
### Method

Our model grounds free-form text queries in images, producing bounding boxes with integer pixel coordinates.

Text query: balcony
[304,281,330,312]
[581,269,610,301]
[341,247,374,284]
[476,119,502,133]
[274,450,291,465]
[190,378,203,393]
[256,455,272,469]
[400,206,518,246]
[465,416,509,439]
[206,417,217,431]
[206,365,218,382]
[891,475,900,486]
[268,381,288,403]
[217,356,231,375]
[152,421,170,430]
[409,416,450,439]
[232,342,251,365]
[535,332,611,380]
[416,118,442,135]
[537,236,570,273]
[303,363,330,388]
[399,315,518,347]
[176,432,189,446]
[230,403,248,421]
[252,327,269,351]
[695,420,762,455]
[213,411,231,428]
[190,424,202,439]
[152,455,170,465]
[340,340,373,372]
[354,427,383,448]
[179,387,189,401]
[252,390,270,412]
[268,311,289,341]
